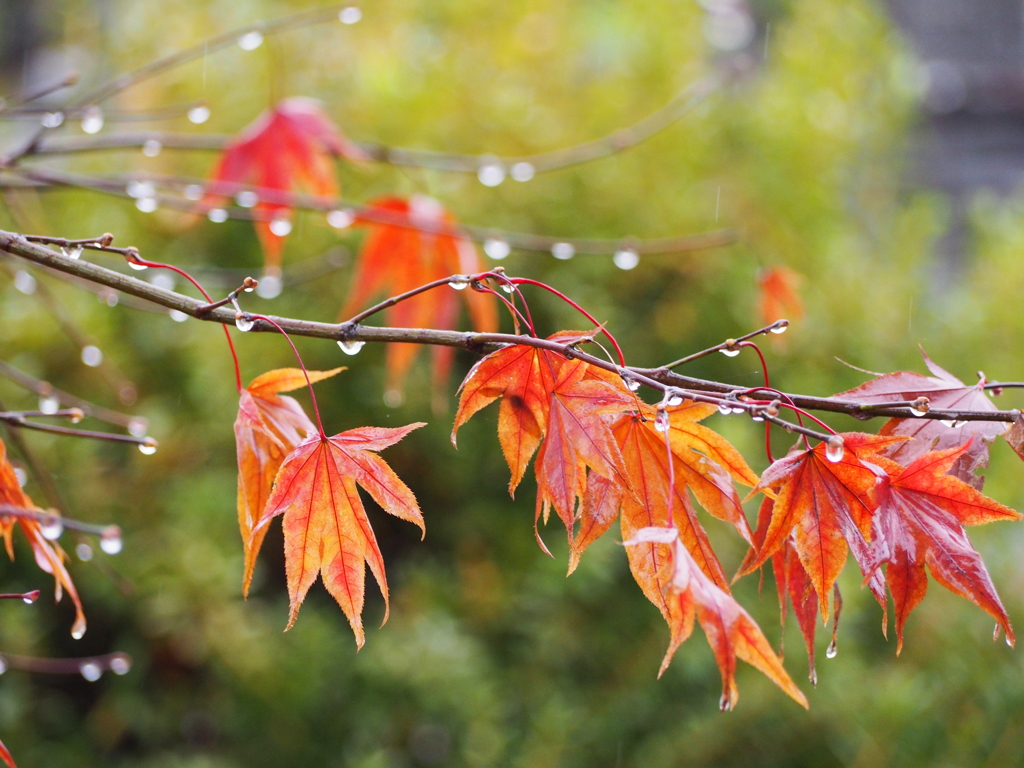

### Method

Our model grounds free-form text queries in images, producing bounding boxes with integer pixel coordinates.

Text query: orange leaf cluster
[341,195,498,395]
[0,438,85,639]
[453,337,804,706]
[235,368,424,646]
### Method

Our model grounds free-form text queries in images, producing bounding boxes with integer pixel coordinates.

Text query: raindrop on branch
[40,515,63,541]
[61,245,83,259]
[79,662,102,682]
[269,217,292,237]
[208,208,228,223]
[484,238,510,260]
[80,106,104,134]
[328,209,355,229]
[477,158,506,187]
[127,418,148,438]
[81,346,103,367]
[236,191,259,208]
[184,184,205,201]
[654,409,669,432]
[142,139,162,157]
[613,249,639,270]
[109,655,131,675]
[100,527,123,555]
[237,31,264,50]
[136,197,158,213]
[235,313,254,332]
[720,347,740,358]
[41,111,64,128]
[14,270,36,294]
[339,6,362,24]
[138,438,158,455]
[771,320,789,335]
[825,437,845,463]
[338,340,365,355]
[448,279,469,290]
[188,105,210,124]
[551,242,575,260]
[39,395,60,414]
[510,162,535,182]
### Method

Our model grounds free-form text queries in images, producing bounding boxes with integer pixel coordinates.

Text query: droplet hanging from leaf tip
[826,639,838,659]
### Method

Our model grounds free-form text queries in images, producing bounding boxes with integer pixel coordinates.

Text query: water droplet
[718,402,731,415]
[39,395,60,415]
[69,409,84,424]
[1008,635,1014,648]
[76,542,94,561]
[188,105,210,124]
[719,694,733,712]
[551,242,575,260]
[500,283,515,294]
[751,413,765,422]
[0,658,8,675]
[909,407,927,417]
[730,406,745,415]
[21,592,36,605]
[484,238,510,260]
[41,111,64,128]
[100,527,123,555]
[720,348,740,358]
[40,515,63,541]
[236,190,259,208]
[510,162,535,182]
[810,668,818,687]
[136,197,158,213]
[238,30,264,50]
[235,313,254,332]
[269,217,292,237]
[667,394,684,407]
[613,249,640,271]
[327,208,355,229]
[127,180,154,198]
[128,260,148,271]
[109,654,131,675]
[825,437,844,463]
[654,409,669,432]
[184,184,205,201]
[940,419,955,428]
[383,389,404,408]
[13,468,27,487]
[80,661,102,682]
[71,626,85,640]
[339,6,362,24]
[448,279,469,290]
[128,418,148,438]
[80,106,104,134]
[142,139,162,157]
[771,320,789,335]
[256,274,282,299]
[338,340,365,355]
[61,245,83,260]
[626,379,641,392]
[138,438,158,455]
[477,158,506,187]
[152,271,176,291]
[14,270,36,294]
[208,208,228,223]
[826,639,838,658]
[103,291,119,307]
[81,346,103,367]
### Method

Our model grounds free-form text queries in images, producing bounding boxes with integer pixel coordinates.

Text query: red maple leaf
[207,97,365,272]
[341,196,497,396]
[831,350,1007,487]
[865,443,1020,652]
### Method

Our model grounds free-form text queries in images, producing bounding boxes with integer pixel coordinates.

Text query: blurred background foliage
[2,0,1024,766]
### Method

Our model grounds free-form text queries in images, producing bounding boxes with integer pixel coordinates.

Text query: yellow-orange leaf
[235,367,343,594]
[253,424,425,646]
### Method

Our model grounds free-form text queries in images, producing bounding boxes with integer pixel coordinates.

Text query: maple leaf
[207,97,365,272]
[742,433,903,621]
[340,196,497,395]
[866,443,1020,652]
[235,367,344,595]
[253,423,425,646]
[0,438,85,639]
[757,265,803,327]
[832,350,1007,487]
[566,401,759,667]
[626,527,808,709]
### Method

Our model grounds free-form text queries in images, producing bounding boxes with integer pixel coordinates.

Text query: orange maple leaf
[742,433,904,620]
[340,196,498,396]
[207,97,365,273]
[0,438,85,639]
[866,443,1020,652]
[234,367,344,595]
[626,526,808,709]
[253,423,425,646]
[570,402,758,663]
[757,265,804,327]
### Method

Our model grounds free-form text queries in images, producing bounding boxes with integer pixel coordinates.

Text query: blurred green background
[3,0,1024,765]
